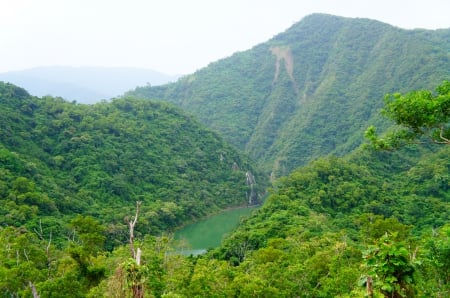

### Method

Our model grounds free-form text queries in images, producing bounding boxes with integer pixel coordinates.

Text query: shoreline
[171,204,258,233]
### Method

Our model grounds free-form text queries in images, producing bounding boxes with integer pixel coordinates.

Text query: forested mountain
[1,13,449,297]
[0,81,263,245]
[127,14,450,176]
[0,66,179,104]
[200,144,450,297]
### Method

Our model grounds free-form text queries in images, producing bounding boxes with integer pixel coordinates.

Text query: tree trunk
[128,201,144,298]
[366,276,373,298]
[29,281,40,298]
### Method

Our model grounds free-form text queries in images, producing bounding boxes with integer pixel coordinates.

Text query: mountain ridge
[0,81,264,243]
[127,14,450,176]
[1,14,449,296]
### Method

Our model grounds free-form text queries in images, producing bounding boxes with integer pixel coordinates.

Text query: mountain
[2,78,447,295]
[200,144,450,297]
[0,82,264,245]
[127,14,450,176]
[0,66,180,104]
[1,14,449,296]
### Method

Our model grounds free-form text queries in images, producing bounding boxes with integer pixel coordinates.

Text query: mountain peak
[127,15,450,174]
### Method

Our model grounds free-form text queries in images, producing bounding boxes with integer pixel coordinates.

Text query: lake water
[174,207,256,255]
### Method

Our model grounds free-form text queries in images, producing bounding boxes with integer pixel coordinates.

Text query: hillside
[0,66,180,104]
[127,14,450,176]
[0,81,264,245]
[198,144,450,297]
[1,14,449,297]
[2,85,448,296]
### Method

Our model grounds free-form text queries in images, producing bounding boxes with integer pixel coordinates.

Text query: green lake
[174,207,256,255]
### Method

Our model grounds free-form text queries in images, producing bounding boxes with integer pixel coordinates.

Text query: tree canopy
[2,14,450,295]
[366,80,450,149]
[0,81,265,247]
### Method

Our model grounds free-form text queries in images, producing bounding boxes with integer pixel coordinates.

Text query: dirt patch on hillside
[271,46,295,82]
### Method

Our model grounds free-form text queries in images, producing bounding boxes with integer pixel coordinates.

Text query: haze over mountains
[0,66,180,104]
[128,13,450,176]
[0,13,449,296]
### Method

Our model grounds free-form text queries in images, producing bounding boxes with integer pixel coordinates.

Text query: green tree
[69,215,106,255]
[67,215,107,291]
[363,233,418,298]
[0,227,47,297]
[366,81,450,149]
[420,224,450,297]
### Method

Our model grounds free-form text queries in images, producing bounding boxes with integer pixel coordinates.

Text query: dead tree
[128,201,144,298]
[129,201,142,264]
[29,281,40,298]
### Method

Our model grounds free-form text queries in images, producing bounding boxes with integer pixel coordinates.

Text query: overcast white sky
[1,0,449,75]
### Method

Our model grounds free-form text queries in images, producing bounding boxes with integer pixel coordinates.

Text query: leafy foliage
[364,233,418,297]
[197,144,449,297]
[366,80,450,149]
[0,81,267,296]
[0,81,265,245]
[0,80,448,296]
[1,14,450,297]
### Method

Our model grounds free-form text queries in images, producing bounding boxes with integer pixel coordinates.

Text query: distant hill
[127,14,450,176]
[0,66,180,104]
[1,14,449,297]
[0,81,264,244]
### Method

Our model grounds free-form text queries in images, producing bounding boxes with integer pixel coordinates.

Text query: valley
[0,14,449,297]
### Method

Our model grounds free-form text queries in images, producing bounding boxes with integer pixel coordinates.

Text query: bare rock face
[271,46,295,83]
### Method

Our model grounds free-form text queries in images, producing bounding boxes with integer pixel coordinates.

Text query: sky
[1,0,450,75]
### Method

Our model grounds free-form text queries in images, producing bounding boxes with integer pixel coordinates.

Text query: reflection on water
[174,207,256,255]
[176,249,207,256]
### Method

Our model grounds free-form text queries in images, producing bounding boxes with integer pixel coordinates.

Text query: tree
[69,215,106,256]
[125,201,145,298]
[420,224,450,296]
[67,215,107,290]
[363,233,418,298]
[365,81,450,149]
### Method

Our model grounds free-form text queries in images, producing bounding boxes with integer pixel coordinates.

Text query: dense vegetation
[1,14,449,298]
[2,79,449,296]
[204,148,449,297]
[4,147,447,297]
[127,14,450,176]
[366,80,450,148]
[0,81,264,246]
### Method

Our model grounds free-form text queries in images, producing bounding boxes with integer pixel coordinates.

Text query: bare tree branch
[129,201,142,260]
[29,281,40,298]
